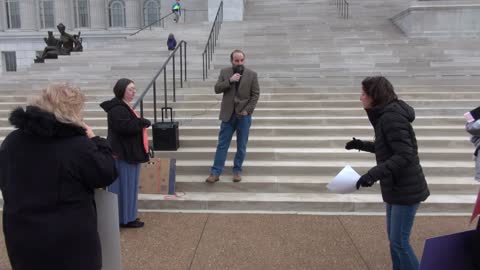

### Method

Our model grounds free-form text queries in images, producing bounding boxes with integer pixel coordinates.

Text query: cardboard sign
[139,158,176,194]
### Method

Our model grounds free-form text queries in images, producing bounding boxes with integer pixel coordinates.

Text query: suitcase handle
[148,146,155,158]
[161,107,174,123]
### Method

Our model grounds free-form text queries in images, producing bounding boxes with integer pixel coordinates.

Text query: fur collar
[9,106,86,137]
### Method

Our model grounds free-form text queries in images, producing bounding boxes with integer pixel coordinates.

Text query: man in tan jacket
[206,50,260,183]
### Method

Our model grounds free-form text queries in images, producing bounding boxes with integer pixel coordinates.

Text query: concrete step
[151,147,475,162]
[1,92,479,102]
[0,107,469,118]
[0,135,471,149]
[175,136,472,149]
[0,116,465,127]
[0,125,471,137]
[136,192,476,214]
[2,76,480,89]
[161,160,473,177]
[172,175,477,195]
[1,0,480,214]
[0,99,477,110]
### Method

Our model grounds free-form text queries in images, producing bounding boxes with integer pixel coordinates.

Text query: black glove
[356,173,375,189]
[345,137,364,150]
[141,118,151,128]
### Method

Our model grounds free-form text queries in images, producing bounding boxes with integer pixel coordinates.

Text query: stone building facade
[0,0,211,72]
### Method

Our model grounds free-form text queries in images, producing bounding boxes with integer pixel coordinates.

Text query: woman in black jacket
[345,76,429,270]
[0,84,117,270]
[100,78,151,228]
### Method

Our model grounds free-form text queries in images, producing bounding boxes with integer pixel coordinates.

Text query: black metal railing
[202,1,223,81]
[133,41,187,122]
[336,0,349,19]
[130,12,176,36]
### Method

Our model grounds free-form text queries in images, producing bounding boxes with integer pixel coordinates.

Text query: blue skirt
[108,159,141,224]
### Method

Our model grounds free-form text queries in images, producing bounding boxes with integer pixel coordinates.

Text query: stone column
[208,0,244,22]
[125,0,141,29]
[54,0,73,29]
[0,0,6,31]
[89,0,107,29]
[19,0,38,30]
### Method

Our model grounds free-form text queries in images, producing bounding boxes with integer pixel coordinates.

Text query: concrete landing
[0,212,477,270]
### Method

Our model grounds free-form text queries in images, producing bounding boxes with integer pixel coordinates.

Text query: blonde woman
[0,84,117,270]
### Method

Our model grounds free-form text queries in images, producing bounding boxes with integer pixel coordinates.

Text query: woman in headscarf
[100,78,151,228]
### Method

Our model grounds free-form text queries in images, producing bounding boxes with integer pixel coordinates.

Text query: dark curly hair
[361,76,397,108]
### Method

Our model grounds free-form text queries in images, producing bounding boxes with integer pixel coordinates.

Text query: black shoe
[120,220,144,228]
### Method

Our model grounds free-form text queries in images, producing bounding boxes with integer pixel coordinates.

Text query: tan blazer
[214,67,260,122]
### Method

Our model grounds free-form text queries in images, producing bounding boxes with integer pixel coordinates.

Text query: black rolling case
[152,107,179,151]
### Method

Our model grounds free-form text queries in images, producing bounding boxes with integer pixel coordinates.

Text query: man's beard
[233,65,244,74]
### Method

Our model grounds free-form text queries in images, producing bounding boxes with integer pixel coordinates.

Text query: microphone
[233,65,244,75]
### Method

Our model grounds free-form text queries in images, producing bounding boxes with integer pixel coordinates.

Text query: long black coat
[0,106,117,270]
[100,98,149,164]
[359,100,430,205]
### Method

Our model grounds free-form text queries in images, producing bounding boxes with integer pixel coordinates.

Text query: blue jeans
[386,203,420,270]
[211,114,252,176]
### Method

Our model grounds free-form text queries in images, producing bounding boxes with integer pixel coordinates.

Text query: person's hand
[345,137,363,150]
[141,118,151,128]
[236,111,248,117]
[356,174,375,189]
[82,122,95,139]
[229,73,241,83]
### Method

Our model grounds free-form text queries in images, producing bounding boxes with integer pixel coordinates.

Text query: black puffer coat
[359,100,430,205]
[100,98,149,164]
[0,106,117,270]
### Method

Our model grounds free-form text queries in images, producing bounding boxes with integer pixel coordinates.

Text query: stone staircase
[1,0,480,214]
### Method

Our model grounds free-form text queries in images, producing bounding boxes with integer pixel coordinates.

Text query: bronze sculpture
[35,23,83,63]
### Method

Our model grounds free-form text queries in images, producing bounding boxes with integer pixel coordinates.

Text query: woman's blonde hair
[29,83,86,126]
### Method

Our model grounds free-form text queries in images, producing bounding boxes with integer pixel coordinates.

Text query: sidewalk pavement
[0,212,477,270]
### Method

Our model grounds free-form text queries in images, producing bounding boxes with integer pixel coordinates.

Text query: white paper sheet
[327,165,361,194]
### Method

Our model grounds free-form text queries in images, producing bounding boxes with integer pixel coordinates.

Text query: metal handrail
[132,40,187,123]
[336,0,349,19]
[202,1,223,81]
[130,11,176,36]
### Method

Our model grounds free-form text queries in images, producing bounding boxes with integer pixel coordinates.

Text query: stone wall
[208,0,245,21]
[392,0,480,37]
